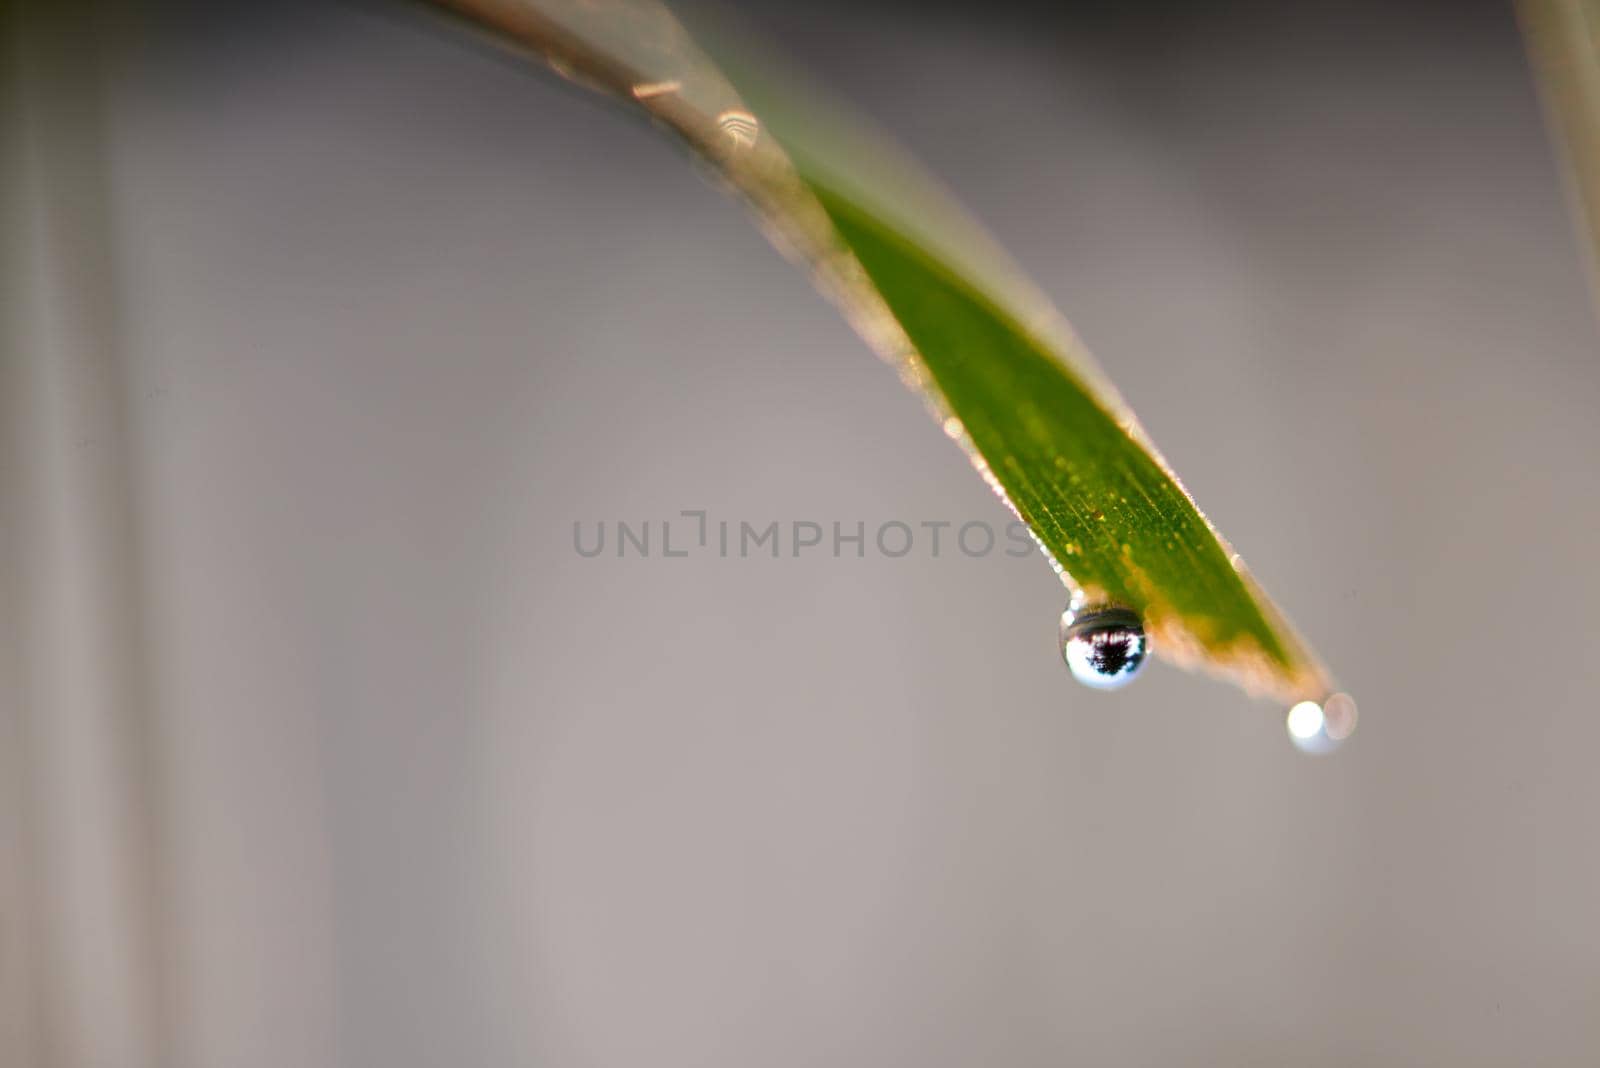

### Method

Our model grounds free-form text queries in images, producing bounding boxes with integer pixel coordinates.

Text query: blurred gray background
[5,0,1599,1065]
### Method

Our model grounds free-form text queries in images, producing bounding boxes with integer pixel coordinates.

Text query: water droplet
[716,108,760,149]
[1286,692,1358,755]
[1060,605,1148,690]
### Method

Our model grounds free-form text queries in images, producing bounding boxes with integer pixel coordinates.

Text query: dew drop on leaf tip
[1060,604,1147,691]
[1286,692,1358,755]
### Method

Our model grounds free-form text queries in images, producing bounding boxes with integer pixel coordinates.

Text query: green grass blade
[431,0,1336,706]
[806,184,1322,702]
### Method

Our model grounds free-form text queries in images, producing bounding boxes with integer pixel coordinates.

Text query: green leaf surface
[432,0,1335,705]
[808,183,1316,700]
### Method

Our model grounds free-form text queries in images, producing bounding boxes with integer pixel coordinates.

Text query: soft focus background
[5,0,1600,1065]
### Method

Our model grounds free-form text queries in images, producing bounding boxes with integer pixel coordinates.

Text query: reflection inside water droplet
[1060,605,1147,690]
[1286,693,1358,754]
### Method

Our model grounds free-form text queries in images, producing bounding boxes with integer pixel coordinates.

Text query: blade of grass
[430,0,1336,706]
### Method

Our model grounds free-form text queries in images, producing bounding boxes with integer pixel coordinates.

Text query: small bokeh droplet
[1060,605,1148,690]
[1323,693,1358,740]
[1286,692,1358,755]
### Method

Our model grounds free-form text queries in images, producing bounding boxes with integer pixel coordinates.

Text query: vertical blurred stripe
[1520,0,1600,311]
[1,1,168,1065]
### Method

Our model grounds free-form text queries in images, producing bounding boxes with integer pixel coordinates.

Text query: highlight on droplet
[1286,692,1358,754]
[715,108,760,148]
